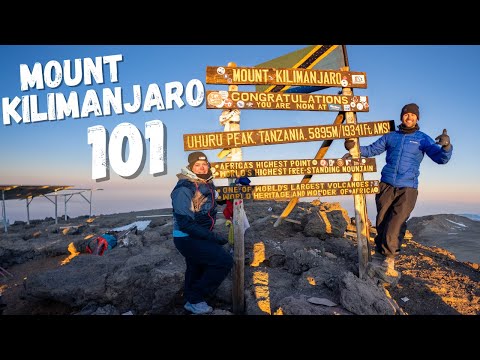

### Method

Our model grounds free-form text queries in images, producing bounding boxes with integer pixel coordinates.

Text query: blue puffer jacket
[171,168,219,242]
[359,129,453,188]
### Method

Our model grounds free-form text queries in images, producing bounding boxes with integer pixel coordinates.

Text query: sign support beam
[224,62,245,315]
[343,81,371,279]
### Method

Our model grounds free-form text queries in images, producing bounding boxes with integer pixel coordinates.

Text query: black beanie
[401,103,420,120]
[188,151,209,169]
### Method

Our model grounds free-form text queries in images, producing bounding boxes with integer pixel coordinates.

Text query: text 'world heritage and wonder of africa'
[216,180,380,201]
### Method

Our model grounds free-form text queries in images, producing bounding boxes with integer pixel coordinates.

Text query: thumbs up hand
[435,129,451,150]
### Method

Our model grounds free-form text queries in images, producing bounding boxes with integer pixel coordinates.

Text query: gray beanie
[401,103,420,120]
[188,151,209,169]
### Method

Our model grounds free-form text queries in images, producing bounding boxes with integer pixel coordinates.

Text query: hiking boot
[184,301,213,315]
[382,256,394,269]
[382,256,399,277]
[371,252,385,264]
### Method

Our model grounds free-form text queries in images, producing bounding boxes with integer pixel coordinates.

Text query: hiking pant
[174,236,233,304]
[374,182,418,257]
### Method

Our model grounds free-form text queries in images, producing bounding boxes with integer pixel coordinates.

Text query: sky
[0,45,479,224]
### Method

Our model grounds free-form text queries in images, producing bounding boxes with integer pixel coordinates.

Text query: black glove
[214,233,228,245]
[344,139,355,151]
[435,129,451,150]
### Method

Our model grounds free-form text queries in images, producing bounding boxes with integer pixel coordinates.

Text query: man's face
[192,160,209,175]
[401,112,418,128]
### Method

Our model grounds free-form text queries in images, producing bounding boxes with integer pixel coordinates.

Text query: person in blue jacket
[344,103,453,275]
[171,151,232,314]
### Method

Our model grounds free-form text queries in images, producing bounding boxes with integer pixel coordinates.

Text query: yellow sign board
[210,157,376,178]
[206,66,367,88]
[206,90,369,112]
[184,121,395,150]
[216,180,380,201]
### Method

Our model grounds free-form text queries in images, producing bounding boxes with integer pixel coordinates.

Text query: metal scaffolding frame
[0,185,103,233]
[44,188,104,222]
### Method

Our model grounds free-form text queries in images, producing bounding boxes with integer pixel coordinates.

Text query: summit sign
[206,90,369,112]
[206,66,367,88]
[184,121,395,150]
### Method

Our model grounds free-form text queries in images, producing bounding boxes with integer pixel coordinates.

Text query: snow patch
[446,219,467,228]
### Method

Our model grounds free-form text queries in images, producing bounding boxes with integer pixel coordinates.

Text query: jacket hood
[176,167,213,183]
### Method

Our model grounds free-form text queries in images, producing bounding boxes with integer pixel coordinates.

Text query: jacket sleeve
[213,183,226,206]
[172,187,221,243]
[359,135,388,157]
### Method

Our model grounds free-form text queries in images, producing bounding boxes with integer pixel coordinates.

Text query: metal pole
[79,192,91,217]
[2,190,7,233]
[89,190,92,217]
[55,194,58,224]
[64,195,67,221]
[26,198,31,225]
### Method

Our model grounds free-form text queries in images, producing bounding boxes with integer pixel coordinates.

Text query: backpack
[86,233,118,256]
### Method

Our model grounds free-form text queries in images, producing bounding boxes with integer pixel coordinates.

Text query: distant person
[171,151,232,314]
[343,103,453,276]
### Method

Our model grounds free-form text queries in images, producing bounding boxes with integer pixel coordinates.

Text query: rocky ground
[0,201,479,316]
[387,241,479,315]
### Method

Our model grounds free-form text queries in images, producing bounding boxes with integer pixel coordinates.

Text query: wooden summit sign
[184,120,395,150]
[210,157,377,178]
[206,90,369,112]
[206,66,368,88]
[216,180,380,201]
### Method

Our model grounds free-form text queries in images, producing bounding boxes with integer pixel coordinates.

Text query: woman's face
[192,160,209,175]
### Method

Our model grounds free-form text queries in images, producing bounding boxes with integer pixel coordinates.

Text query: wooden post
[342,80,370,279]
[223,62,245,314]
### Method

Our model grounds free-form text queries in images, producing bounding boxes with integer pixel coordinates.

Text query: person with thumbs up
[343,103,453,276]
